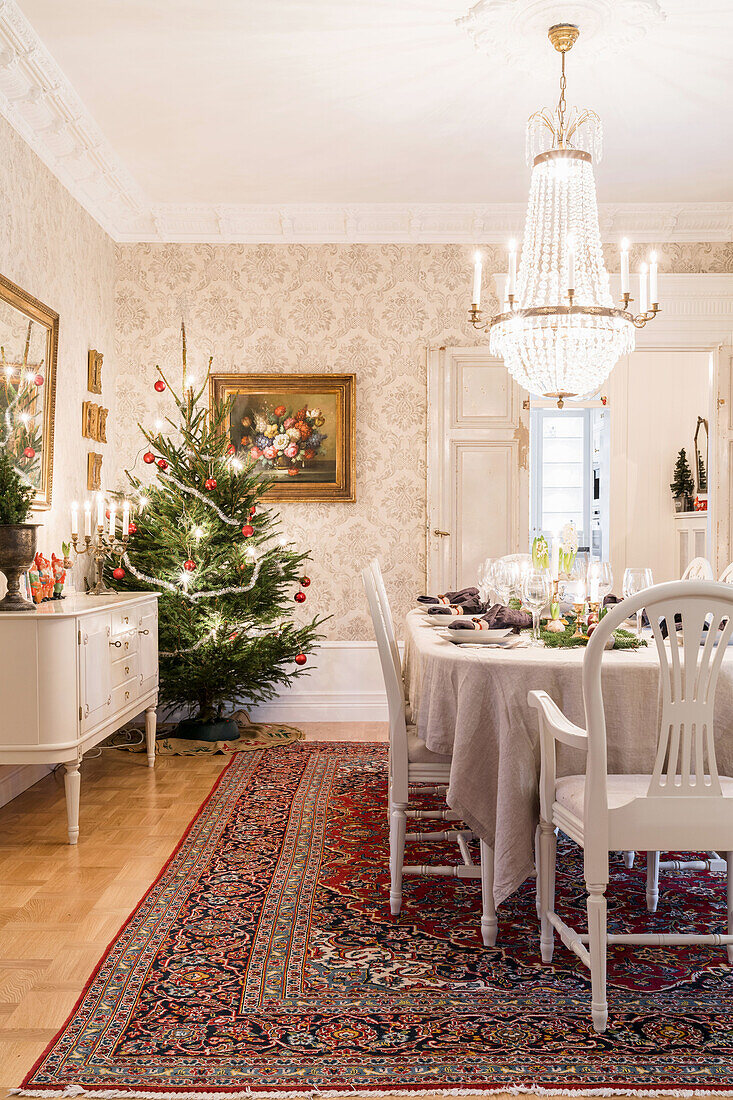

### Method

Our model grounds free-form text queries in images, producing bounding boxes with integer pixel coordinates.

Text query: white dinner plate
[441,628,514,645]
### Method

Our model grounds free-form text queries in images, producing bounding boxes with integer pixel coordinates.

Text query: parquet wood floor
[0,722,598,1099]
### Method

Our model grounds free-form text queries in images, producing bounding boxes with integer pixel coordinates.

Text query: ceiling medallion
[457,0,666,73]
[467,24,661,407]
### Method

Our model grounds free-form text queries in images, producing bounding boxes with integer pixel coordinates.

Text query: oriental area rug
[16,743,733,1097]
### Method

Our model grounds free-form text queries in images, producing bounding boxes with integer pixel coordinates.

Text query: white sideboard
[674,511,709,579]
[0,592,159,844]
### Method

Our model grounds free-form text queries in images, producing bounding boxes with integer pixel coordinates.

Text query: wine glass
[521,568,552,646]
[477,558,495,606]
[622,567,654,637]
[493,559,515,606]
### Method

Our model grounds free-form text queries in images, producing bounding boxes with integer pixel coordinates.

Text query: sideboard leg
[63,762,81,845]
[145,705,157,769]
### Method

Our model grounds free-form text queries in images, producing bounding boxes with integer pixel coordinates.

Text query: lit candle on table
[620,238,630,297]
[70,501,78,537]
[96,493,104,529]
[472,251,482,308]
[550,538,560,581]
[108,502,116,539]
[84,500,91,538]
[122,499,130,538]
[649,251,658,306]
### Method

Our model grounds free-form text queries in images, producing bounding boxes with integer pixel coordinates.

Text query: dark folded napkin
[417,594,449,606]
[448,603,532,632]
[428,598,485,616]
[444,586,479,602]
[418,586,481,608]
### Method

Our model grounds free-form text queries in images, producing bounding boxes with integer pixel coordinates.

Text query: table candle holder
[587,600,600,628]
[71,527,129,596]
[571,601,587,639]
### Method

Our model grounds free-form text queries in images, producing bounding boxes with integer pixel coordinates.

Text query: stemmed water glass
[493,560,516,606]
[587,561,613,618]
[477,558,495,606]
[622,567,654,637]
[521,568,552,646]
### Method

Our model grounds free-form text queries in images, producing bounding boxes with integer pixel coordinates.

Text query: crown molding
[0,1,730,246]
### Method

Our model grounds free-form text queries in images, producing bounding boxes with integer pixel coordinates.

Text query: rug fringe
[10,1086,733,1098]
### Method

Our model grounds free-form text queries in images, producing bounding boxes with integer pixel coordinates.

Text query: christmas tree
[697,451,707,493]
[0,323,44,487]
[0,446,34,523]
[109,329,322,737]
[670,448,695,500]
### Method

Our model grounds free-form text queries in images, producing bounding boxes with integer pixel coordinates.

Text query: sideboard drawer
[111,680,136,715]
[111,608,136,636]
[111,652,139,688]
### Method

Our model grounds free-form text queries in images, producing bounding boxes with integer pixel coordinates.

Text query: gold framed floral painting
[209,373,355,502]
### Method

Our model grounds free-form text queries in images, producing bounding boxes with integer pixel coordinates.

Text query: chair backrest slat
[719,561,733,585]
[682,556,714,581]
[362,563,409,795]
[584,581,733,806]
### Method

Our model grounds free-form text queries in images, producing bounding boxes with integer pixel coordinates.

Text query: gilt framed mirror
[0,273,58,509]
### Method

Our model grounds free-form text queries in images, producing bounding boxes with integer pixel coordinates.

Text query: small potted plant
[670,448,694,513]
[0,448,37,611]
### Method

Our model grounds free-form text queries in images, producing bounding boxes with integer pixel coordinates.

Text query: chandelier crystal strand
[470,23,658,406]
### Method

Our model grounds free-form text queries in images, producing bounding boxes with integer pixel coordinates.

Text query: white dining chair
[362,564,497,945]
[720,562,733,584]
[682,556,714,580]
[531,580,733,1033]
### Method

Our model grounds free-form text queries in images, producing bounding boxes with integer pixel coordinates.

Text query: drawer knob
[124,665,130,674]
[110,640,122,648]
[125,690,130,700]
[139,628,150,635]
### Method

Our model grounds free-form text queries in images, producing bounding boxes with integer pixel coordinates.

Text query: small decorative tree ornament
[22,446,35,459]
[242,524,254,537]
[112,566,125,580]
[300,576,311,587]
[34,374,44,387]
[157,458,169,471]
[143,451,156,464]
[670,448,694,512]
[204,477,217,490]
[128,522,138,535]
[183,559,196,572]
[295,653,307,665]
[154,379,166,393]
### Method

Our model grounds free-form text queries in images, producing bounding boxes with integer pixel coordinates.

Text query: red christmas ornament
[157,458,168,471]
[183,559,196,572]
[227,443,236,455]
[128,522,138,535]
[112,567,125,580]
[22,446,35,459]
[143,451,155,464]
[33,374,44,387]
[294,591,306,603]
[242,524,254,538]
[249,505,256,516]
[294,653,307,666]
[204,477,217,490]
[300,576,311,587]
[105,509,111,520]
[154,379,166,393]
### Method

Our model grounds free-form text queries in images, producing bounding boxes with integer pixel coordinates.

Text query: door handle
[433,529,451,537]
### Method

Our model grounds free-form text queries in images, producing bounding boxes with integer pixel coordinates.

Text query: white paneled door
[427,347,529,592]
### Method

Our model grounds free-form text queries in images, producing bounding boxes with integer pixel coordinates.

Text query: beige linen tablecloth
[403,609,733,907]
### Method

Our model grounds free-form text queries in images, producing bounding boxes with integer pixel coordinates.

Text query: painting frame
[209,373,355,502]
[0,271,59,510]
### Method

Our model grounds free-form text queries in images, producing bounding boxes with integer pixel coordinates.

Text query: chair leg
[727,851,733,964]
[389,806,407,916]
[538,820,556,964]
[646,850,660,913]
[587,883,608,1033]
[623,850,635,869]
[534,824,541,919]
[479,839,498,947]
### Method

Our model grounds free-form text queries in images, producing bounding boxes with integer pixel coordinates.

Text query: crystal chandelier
[468,24,660,407]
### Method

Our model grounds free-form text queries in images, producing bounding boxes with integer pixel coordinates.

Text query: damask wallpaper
[113,241,732,640]
[0,113,116,579]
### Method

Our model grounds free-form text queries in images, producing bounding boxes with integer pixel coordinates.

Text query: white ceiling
[2,0,733,239]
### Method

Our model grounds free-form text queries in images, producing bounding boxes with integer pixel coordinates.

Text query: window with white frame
[530,404,610,558]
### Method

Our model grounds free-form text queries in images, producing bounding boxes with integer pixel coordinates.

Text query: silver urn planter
[0,523,37,611]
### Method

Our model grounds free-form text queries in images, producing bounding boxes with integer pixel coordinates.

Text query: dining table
[403,608,733,909]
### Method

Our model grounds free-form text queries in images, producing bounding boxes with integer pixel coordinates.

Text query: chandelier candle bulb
[472,252,482,308]
[621,239,630,295]
[649,252,659,306]
[508,241,517,298]
[70,501,78,537]
[639,263,649,315]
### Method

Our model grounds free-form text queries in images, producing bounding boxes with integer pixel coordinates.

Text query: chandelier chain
[557,52,567,147]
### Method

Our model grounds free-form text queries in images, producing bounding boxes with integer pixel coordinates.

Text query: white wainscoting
[248,641,391,723]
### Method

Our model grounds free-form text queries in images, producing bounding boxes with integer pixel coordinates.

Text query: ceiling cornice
[0,0,731,246]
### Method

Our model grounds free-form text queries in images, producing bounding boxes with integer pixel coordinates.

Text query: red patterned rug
[15,742,733,1097]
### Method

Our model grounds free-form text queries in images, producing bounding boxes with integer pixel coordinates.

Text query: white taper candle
[639,263,648,315]
[96,493,104,529]
[472,252,482,308]
[84,500,92,538]
[621,238,630,295]
[122,499,130,538]
[70,501,78,536]
[649,251,658,306]
[108,502,116,539]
